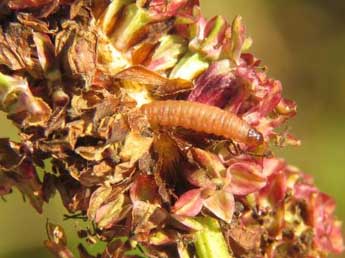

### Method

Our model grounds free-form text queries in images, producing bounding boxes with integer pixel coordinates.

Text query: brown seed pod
[140,100,263,146]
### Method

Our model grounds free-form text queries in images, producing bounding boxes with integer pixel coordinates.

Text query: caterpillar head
[247,128,264,146]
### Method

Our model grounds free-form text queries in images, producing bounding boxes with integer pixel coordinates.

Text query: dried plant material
[0,23,43,77]
[120,131,153,165]
[116,65,193,97]
[0,1,343,258]
[228,224,262,254]
[0,73,52,127]
[44,223,74,258]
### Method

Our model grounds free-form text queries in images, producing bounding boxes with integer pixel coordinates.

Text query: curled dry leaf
[56,23,97,81]
[87,185,132,229]
[0,23,43,77]
[0,73,52,127]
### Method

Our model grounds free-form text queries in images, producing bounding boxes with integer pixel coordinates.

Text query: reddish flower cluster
[0,0,343,257]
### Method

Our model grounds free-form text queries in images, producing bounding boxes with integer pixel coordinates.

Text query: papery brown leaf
[87,185,112,219]
[45,106,67,136]
[70,91,102,117]
[17,13,51,33]
[54,173,90,212]
[56,23,97,80]
[0,138,23,170]
[107,115,130,143]
[68,29,97,79]
[152,133,180,181]
[116,65,167,86]
[70,0,85,19]
[0,73,52,127]
[120,131,153,166]
[93,161,113,177]
[131,200,159,236]
[0,23,43,77]
[75,144,111,161]
[152,133,181,203]
[91,0,110,20]
[88,185,131,229]
[93,94,123,123]
[32,32,56,75]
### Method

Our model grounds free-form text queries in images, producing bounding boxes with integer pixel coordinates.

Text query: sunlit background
[1,0,344,257]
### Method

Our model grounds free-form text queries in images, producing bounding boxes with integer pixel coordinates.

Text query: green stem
[194,216,233,258]
[0,72,11,89]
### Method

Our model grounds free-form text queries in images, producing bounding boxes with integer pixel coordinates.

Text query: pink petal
[262,157,286,177]
[172,188,203,217]
[259,170,287,206]
[203,190,235,223]
[228,161,266,195]
[148,0,199,19]
[188,60,237,108]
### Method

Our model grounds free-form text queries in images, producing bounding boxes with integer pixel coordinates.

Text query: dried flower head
[0,0,343,257]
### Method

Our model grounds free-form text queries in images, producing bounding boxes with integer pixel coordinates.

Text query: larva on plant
[140,100,264,146]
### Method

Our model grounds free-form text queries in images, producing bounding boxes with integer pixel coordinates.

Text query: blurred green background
[1,0,345,257]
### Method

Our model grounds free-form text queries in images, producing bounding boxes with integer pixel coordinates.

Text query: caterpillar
[140,100,263,146]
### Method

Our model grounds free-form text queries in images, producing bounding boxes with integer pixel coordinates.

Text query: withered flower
[0,0,343,257]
